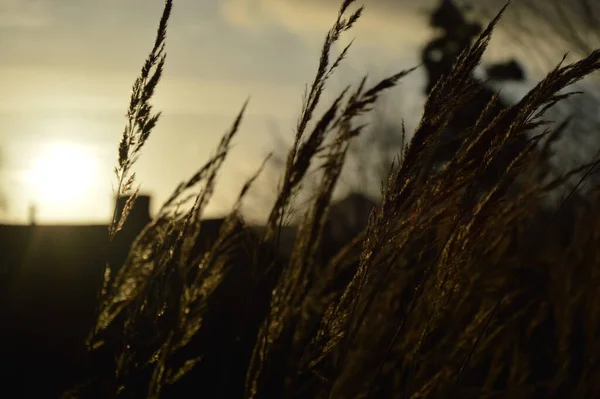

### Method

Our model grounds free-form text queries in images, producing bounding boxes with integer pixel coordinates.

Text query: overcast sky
[0,0,591,223]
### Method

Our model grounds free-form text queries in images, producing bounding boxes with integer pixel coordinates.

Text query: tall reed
[67,0,600,397]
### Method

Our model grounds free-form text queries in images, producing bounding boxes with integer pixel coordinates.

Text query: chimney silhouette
[28,203,37,226]
[114,194,151,230]
[110,194,152,269]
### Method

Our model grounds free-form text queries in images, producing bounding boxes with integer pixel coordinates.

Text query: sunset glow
[25,142,99,209]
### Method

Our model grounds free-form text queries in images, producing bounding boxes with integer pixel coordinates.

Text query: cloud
[219,0,568,74]
[220,0,436,50]
[0,65,303,120]
[0,0,53,29]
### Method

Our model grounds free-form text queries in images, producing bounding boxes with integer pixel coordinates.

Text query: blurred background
[0,0,598,224]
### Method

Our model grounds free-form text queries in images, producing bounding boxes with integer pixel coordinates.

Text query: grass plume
[58,1,600,398]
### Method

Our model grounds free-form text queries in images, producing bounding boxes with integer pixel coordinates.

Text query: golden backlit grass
[67,0,600,397]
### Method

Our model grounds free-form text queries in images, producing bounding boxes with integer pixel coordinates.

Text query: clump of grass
[66,0,600,398]
[88,0,172,346]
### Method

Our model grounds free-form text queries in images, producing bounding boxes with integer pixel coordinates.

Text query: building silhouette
[0,191,374,396]
[0,194,152,396]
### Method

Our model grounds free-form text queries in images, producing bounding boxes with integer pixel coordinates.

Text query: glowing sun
[26,142,99,206]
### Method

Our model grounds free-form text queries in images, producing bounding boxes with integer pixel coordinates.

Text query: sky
[0,0,594,224]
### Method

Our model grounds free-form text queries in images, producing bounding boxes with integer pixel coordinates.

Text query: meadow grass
[67,0,600,397]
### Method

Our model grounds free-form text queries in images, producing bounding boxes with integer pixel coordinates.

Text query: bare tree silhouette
[461,0,600,199]
[263,0,533,207]
[465,0,600,74]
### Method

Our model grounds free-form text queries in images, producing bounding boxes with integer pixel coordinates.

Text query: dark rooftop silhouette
[0,191,374,396]
[0,194,153,396]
